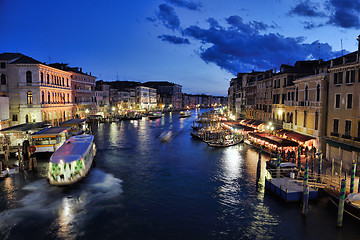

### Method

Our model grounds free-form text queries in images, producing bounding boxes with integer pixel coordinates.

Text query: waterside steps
[265,177,319,202]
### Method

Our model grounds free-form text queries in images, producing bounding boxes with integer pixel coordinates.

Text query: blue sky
[1,0,360,96]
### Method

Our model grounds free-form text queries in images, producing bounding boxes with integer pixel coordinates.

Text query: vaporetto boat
[47,134,96,186]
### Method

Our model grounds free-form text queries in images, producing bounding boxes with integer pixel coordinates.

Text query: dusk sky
[1,0,360,96]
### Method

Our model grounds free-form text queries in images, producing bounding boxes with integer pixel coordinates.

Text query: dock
[265,177,318,202]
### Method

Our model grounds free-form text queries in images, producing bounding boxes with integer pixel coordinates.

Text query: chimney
[90,72,91,76]
[80,67,82,72]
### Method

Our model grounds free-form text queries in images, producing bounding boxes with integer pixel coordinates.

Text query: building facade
[0,53,73,126]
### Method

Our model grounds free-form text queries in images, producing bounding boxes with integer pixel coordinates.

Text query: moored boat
[207,135,244,147]
[47,134,96,186]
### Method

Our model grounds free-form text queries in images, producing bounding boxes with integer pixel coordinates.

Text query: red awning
[277,129,315,143]
[249,132,299,147]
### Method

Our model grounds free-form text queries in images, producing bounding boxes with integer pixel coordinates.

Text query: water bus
[31,126,71,153]
[48,134,96,186]
[59,118,87,136]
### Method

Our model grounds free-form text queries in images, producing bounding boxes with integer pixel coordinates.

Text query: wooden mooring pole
[302,163,309,216]
[350,160,356,193]
[256,150,262,187]
[337,178,346,227]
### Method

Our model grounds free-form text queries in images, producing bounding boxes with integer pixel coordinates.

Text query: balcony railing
[342,134,352,140]
[330,132,339,137]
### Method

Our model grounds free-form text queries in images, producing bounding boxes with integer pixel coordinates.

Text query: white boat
[148,112,162,120]
[47,134,96,186]
[179,110,191,118]
[31,126,71,153]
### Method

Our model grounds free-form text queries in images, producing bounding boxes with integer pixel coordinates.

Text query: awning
[277,129,315,143]
[249,132,299,147]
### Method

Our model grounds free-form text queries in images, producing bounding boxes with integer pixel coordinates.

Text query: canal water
[0,109,359,239]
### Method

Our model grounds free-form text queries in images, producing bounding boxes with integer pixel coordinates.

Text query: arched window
[305,85,309,101]
[25,115,29,123]
[48,92,51,103]
[67,93,70,103]
[316,84,320,102]
[41,91,45,103]
[26,71,32,83]
[0,74,6,85]
[27,91,33,104]
[296,87,298,101]
[40,72,44,83]
[47,74,50,84]
[67,79,69,87]
[62,77,64,86]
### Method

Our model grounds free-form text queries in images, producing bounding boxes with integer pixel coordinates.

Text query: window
[48,92,51,103]
[346,71,350,83]
[26,71,32,83]
[27,91,33,104]
[295,110,298,125]
[351,70,355,83]
[335,94,341,108]
[47,74,50,84]
[338,72,343,84]
[345,120,351,136]
[0,62,5,68]
[303,111,307,127]
[41,91,45,103]
[357,122,360,138]
[296,88,298,101]
[305,85,309,101]
[333,119,339,133]
[334,72,338,84]
[40,72,44,83]
[315,112,319,130]
[12,115,18,121]
[316,84,320,102]
[0,74,6,85]
[347,94,353,109]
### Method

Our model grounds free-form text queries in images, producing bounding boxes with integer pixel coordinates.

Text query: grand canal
[0,109,359,239]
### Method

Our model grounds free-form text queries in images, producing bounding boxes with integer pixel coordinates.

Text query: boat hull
[47,135,96,186]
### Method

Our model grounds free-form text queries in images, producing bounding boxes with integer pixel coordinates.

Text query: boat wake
[0,169,122,239]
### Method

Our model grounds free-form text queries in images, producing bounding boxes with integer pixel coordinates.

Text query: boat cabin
[31,126,71,153]
[59,118,87,136]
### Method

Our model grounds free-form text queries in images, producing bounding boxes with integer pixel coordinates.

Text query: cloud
[289,0,360,29]
[157,4,180,30]
[166,0,202,11]
[327,0,360,28]
[226,15,272,34]
[288,0,326,17]
[158,35,190,44]
[183,20,342,74]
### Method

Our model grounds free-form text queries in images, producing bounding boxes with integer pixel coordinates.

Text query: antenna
[318,42,321,60]
[341,39,343,57]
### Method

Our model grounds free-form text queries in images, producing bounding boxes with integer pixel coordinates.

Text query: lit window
[27,91,33,104]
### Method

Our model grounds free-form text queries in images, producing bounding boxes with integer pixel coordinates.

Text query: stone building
[0,53,73,126]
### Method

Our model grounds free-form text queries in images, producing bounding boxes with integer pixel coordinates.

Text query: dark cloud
[327,0,360,28]
[158,35,190,44]
[226,15,271,34]
[183,21,341,74]
[157,4,180,30]
[289,0,326,17]
[302,21,324,29]
[166,0,202,11]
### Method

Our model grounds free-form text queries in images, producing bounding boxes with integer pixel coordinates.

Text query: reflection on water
[0,169,122,239]
[1,110,360,239]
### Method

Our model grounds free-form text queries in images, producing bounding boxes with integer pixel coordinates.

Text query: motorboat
[179,110,191,118]
[47,134,96,186]
[148,112,162,120]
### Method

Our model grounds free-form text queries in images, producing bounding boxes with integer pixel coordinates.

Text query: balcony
[342,134,352,140]
[330,132,339,137]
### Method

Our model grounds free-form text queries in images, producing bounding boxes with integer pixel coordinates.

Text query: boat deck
[265,177,318,202]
